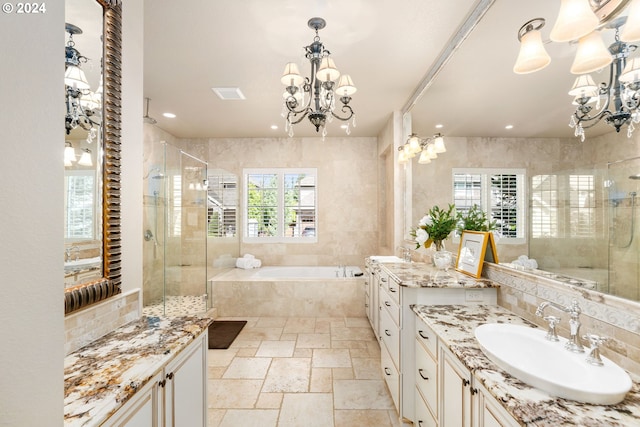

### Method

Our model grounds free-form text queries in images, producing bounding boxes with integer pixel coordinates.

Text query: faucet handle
[543,315,561,341]
[582,334,607,366]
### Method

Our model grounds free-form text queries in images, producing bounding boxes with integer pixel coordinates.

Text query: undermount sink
[64,256,101,271]
[474,323,632,405]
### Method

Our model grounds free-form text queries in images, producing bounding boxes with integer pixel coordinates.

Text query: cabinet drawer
[415,339,438,417]
[379,287,400,326]
[414,390,437,427]
[416,324,437,359]
[381,342,400,412]
[385,276,400,305]
[379,307,400,368]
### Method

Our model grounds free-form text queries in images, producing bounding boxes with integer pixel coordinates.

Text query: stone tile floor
[207,316,401,427]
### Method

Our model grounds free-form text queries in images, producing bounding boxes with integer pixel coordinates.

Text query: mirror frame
[64,0,122,315]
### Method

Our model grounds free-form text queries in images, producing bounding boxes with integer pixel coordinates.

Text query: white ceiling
[142,0,628,140]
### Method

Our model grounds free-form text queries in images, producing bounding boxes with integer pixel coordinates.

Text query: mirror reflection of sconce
[64,142,93,167]
[398,133,446,164]
[65,22,102,136]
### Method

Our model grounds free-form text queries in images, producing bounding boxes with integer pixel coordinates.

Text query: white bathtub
[252,266,363,279]
[209,265,365,317]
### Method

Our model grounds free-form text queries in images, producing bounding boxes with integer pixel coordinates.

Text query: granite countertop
[380,262,499,289]
[64,315,212,426]
[412,304,640,426]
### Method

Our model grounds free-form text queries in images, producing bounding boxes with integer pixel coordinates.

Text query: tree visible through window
[244,168,317,241]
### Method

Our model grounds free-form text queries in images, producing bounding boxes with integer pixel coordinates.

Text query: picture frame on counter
[455,231,498,277]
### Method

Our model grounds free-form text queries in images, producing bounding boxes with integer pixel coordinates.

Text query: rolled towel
[251,259,262,268]
[236,258,255,269]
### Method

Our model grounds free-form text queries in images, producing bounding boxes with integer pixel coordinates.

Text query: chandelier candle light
[513,0,640,140]
[281,17,357,138]
[65,23,101,136]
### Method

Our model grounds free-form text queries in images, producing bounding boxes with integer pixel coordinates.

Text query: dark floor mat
[208,320,247,349]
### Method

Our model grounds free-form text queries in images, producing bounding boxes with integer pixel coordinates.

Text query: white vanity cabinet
[414,318,519,427]
[377,264,497,422]
[103,331,208,427]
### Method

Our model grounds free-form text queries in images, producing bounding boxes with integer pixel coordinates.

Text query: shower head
[143,97,157,124]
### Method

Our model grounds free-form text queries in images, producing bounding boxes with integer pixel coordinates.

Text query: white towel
[236,258,254,269]
[236,257,262,269]
[243,253,255,259]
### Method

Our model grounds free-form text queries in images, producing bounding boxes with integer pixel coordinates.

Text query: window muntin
[452,168,526,243]
[244,168,317,242]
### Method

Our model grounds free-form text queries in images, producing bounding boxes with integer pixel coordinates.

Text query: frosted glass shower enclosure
[143,141,209,316]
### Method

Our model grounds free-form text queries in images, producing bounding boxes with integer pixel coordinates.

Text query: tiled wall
[178,136,381,269]
[485,263,640,376]
[64,289,141,355]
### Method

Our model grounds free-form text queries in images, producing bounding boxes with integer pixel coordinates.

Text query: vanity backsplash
[64,289,141,355]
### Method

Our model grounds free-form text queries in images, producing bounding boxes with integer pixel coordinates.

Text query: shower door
[607,157,640,301]
[143,141,209,316]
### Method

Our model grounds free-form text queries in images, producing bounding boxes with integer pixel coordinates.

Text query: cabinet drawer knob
[418,368,429,381]
[418,330,430,340]
[385,329,391,336]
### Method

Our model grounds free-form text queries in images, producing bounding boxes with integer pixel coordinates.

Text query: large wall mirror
[64,0,122,314]
[405,0,640,303]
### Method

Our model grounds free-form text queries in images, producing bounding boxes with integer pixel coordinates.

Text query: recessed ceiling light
[163,112,176,118]
[271,125,278,130]
[435,124,444,129]
[211,87,246,100]
[505,125,514,130]
[340,124,348,129]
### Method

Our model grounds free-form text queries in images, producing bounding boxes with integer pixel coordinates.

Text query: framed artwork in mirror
[456,231,498,278]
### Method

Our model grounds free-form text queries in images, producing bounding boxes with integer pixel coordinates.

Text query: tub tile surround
[412,304,640,426]
[210,267,365,318]
[64,315,212,426]
[484,263,640,376]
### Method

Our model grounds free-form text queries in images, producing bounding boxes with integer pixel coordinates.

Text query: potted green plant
[456,204,496,233]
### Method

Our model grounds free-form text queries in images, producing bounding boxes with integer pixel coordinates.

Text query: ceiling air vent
[211,87,246,100]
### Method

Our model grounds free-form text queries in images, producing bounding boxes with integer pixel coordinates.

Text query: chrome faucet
[65,246,80,262]
[397,246,412,262]
[536,299,584,353]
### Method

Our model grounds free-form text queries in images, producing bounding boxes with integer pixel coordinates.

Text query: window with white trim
[64,170,96,240]
[530,173,595,239]
[569,174,595,238]
[244,168,317,242]
[531,174,558,238]
[207,170,238,237]
[453,168,526,243]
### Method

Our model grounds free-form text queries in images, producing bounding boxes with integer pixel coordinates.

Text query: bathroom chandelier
[513,0,640,141]
[397,133,446,164]
[280,17,357,138]
[65,23,101,136]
